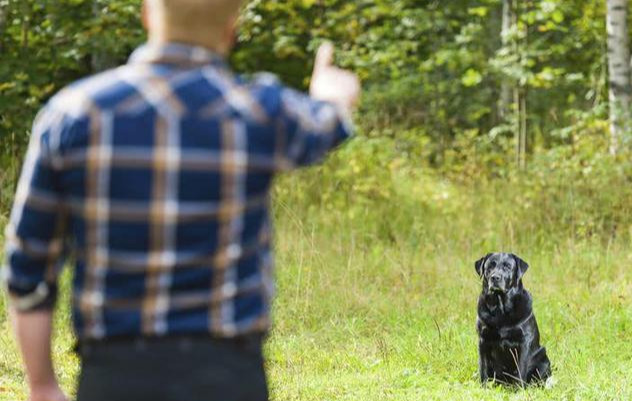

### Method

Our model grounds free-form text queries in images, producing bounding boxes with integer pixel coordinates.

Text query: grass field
[1,175,632,401]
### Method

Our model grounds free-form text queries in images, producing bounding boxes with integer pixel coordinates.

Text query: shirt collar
[128,42,227,68]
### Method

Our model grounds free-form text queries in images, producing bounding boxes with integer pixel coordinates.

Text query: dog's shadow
[479,374,557,392]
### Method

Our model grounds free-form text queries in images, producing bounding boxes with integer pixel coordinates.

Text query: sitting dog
[475,253,551,386]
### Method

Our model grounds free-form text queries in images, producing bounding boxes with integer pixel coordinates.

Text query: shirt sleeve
[2,105,69,312]
[274,87,353,170]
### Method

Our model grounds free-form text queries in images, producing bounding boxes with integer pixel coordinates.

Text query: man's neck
[149,32,230,56]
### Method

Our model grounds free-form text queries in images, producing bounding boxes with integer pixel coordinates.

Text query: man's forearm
[9,308,57,388]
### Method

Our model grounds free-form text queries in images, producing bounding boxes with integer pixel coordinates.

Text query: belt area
[75,332,265,356]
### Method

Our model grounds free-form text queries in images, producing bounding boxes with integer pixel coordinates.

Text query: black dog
[475,253,551,386]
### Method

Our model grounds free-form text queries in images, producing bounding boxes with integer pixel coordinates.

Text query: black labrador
[475,253,551,386]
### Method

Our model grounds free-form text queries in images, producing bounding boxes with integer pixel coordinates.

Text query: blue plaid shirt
[3,43,351,340]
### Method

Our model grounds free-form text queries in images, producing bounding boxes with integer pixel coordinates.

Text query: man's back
[5,42,351,341]
[4,3,358,400]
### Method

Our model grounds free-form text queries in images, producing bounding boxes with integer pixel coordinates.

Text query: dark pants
[76,335,269,401]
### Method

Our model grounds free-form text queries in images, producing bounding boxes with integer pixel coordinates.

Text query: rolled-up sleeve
[275,87,353,170]
[2,106,69,312]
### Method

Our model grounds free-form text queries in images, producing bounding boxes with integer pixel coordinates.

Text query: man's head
[143,0,243,54]
[475,253,529,295]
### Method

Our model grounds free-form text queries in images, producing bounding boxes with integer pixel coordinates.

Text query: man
[2,0,360,400]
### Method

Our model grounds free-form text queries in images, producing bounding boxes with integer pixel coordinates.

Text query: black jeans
[76,335,269,401]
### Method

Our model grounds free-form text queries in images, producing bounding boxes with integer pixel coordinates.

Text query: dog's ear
[475,253,492,278]
[511,254,529,280]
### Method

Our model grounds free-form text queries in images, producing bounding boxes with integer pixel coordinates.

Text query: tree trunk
[91,1,115,72]
[520,88,527,169]
[20,0,29,51]
[0,5,6,52]
[607,0,631,155]
[518,0,530,170]
[499,0,513,120]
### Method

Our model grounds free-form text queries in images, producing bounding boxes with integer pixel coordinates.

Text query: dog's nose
[490,274,500,283]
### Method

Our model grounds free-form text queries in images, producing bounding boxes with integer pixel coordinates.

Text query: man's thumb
[314,42,335,72]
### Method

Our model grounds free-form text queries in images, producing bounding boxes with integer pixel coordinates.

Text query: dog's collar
[516,311,534,328]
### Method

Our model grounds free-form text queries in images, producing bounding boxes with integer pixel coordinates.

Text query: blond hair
[148,0,242,37]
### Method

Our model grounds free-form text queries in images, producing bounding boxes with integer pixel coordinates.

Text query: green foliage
[234,0,617,162]
[0,0,144,133]
[279,138,632,250]
[1,0,630,247]
[0,0,145,200]
[0,0,625,166]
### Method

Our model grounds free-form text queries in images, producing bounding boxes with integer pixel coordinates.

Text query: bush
[274,119,632,250]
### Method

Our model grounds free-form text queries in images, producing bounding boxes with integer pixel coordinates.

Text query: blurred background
[1,1,631,400]
[1,0,631,243]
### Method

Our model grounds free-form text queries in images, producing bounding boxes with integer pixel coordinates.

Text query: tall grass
[1,139,631,400]
[267,171,632,400]
[0,131,21,216]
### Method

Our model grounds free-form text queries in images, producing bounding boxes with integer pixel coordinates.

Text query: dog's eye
[489,261,496,268]
[503,263,510,269]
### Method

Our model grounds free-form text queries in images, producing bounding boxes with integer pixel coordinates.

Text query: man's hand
[29,382,69,401]
[9,309,68,401]
[309,42,361,119]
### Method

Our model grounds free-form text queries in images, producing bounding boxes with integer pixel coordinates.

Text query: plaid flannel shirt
[3,42,351,340]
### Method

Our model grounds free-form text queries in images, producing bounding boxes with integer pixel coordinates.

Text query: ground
[1,195,631,401]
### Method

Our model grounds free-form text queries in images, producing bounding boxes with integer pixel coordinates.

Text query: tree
[0,0,620,174]
[606,0,631,155]
[0,4,6,51]
[499,0,514,121]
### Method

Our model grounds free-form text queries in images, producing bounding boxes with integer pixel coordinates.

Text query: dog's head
[475,253,529,294]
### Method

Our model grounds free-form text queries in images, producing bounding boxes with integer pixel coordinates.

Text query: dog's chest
[484,324,524,344]
[497,326,525,349]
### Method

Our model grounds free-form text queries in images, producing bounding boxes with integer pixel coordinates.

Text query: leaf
[467,7,488,17]
[461,69,483,87]
[552,10,565,24]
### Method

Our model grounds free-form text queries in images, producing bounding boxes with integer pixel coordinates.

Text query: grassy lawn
[269,222,632,401]
[1,189,631,401]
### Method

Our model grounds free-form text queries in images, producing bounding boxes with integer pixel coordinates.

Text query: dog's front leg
[479,344,491,384]
[517,345,530,386]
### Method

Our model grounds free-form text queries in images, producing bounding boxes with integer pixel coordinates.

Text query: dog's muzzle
[488,285,505,294]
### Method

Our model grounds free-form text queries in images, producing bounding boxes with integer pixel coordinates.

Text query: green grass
[1,179,632,401]
[267,210,632,401]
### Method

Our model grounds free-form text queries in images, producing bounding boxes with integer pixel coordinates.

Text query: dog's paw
[544,376,557,389]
